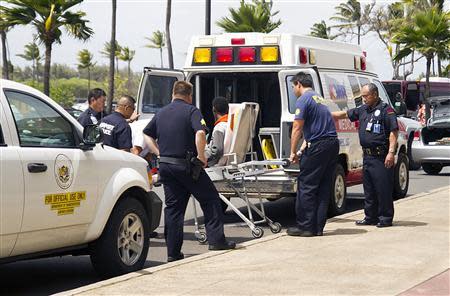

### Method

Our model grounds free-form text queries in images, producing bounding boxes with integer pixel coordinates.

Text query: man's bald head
[116,95,136,119]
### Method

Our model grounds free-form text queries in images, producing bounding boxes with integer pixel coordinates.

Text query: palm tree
[2,0,93,95]
[77,49,95,93]
[166,0,174,69]
[118,46,135,93]
[393,8,450,119]
[310,21,334,40]
[216,0,282,33]
[107,0,117,113]
[145,30,165,67]
[17,39,42,84]
[0,10,13,79]
[330,0,373,45]
[100,41,122,74]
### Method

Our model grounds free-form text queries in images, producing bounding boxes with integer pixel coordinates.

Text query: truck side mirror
[81,124,103,149]
[394,101,407,116]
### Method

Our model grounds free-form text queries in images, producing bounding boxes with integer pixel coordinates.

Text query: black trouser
[159,163,225,258]
[296,137,339,233]
[362,155,394,223]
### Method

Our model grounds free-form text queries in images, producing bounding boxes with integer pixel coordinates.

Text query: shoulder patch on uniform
[386,107,395,114]
[200,119,206,126]
[312,95,325,104]
[295,108,300,115]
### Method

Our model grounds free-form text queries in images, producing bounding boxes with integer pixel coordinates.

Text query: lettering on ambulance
[99,122,114,136]
[44,191,86,215]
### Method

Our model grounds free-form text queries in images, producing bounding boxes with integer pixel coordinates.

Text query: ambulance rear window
[140,74,177,114]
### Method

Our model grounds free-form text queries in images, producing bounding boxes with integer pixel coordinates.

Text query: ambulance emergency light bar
[193,45,280,65]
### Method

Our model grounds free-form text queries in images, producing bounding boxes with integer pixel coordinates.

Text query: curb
[57,185,450,296]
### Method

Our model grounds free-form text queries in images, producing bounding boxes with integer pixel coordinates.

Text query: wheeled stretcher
[191,102,290,242]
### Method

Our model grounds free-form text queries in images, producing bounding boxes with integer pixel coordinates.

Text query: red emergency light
[216,47,233,63]
[239,47,256,63]
[231,38,245,45]
[299,48,308,64]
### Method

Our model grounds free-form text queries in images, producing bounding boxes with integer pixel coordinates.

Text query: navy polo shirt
[347,100,398,148]
[294,90,337,142]
[99,111,132,149]
[78,107,103,127]
[143,99,206,158]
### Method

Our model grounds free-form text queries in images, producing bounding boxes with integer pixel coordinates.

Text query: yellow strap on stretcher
[261,138,278,169]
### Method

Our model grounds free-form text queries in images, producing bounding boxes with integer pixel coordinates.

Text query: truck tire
[90,198,150,278]
[422,163,443,175]
[393,153,409,199]
[407,135,421,170]
[328,164,347,216]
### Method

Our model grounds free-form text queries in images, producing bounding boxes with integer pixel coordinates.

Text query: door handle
[27,163,47,173]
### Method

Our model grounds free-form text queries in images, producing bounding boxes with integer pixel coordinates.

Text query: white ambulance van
[0,79,162,277]
[136,33,410,215]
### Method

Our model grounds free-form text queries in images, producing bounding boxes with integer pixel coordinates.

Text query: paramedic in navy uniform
[78,88,106,127]
[332,83,398,227]
[99,95,135,151]
[143,81,235,262]
[287,72,339,237]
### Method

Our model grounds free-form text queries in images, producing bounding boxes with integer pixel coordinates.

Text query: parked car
[64,107,83,119]
[412,96,450,174]
[0,79,162,278]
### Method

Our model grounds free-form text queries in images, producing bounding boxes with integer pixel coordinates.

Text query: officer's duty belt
[362,146,387,156]
[159,156,188,165]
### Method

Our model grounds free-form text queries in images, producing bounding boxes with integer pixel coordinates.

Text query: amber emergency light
[194,48,212,63]
[260,47,279,63]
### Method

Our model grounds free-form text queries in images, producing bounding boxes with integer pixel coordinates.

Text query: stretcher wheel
[197,232,208,244]
[269,222,282,233]
[252,227,264,238]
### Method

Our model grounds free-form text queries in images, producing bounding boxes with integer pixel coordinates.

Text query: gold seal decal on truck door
[44,191,86,215]
[54,154,74,189]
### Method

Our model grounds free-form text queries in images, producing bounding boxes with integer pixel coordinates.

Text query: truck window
[286,74,314,113]
[140,74,177,114]
[372,80,391,105]
[4,90,76,148]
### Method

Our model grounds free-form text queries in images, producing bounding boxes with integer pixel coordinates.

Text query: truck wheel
[90,198,150,278]
[407,135,421,170]
[422,163,443,175]
[328,164,346,216]
[394,153,409,199]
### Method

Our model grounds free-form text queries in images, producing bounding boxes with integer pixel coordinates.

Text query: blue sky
[5,0,440,80]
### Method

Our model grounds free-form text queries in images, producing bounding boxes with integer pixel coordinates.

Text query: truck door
[0,97,24,258]
[137,68,185,120]
[3,90,98,256]
[278,69,321,171]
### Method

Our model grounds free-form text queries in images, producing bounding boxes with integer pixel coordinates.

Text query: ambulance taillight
[299,48,308,64]
[194,48,211,63]
[231,38,245,45]
[239,47,256,63]
[360,56,367,71]
[216,47,233,63]
[260,47,278,63]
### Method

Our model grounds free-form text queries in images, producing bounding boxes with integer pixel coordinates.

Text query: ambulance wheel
[269,222,282,234]
[252,227,264,238]
[90,198,150,278]
[328,164,347,217]
[422,163,442,175]
[394,153,409,199]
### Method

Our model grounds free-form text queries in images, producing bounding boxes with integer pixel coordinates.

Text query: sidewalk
[62,186,450,296]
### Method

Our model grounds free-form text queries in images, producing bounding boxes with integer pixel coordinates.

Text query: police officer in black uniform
[78,88,106,127]
[287,72,340,237]
[332,83,398,227]
[99,95,135,151]
[143,81,235,262]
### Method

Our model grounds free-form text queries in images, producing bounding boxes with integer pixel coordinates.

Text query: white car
[0,79,162,277]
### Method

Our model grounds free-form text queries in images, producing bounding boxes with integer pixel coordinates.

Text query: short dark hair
[173,81,193,97]
[87,88,106,104]
[212,96,229,115]
[365,83,379,97]
[290,72,313,88]
[121,94,136,105]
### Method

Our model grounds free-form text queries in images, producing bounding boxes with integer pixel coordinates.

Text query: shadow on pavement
[394,221,428,227]
[324,228,368,236]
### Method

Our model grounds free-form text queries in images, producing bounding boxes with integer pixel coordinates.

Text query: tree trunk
[32,59,36,85]
[160,48,163,67]
[357,25,361,45]
[166,0,174,69]
[108,0,117,114]
[127,60,131,93]
[88,67,91,95]
[1,30,9,79]
[44,42,52,96]
[437,56,442,77]
[424,56,432,121]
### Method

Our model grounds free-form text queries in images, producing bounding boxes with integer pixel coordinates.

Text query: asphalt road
[1,168,449,296]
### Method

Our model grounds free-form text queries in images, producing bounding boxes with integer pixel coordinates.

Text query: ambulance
[136,33,410,215]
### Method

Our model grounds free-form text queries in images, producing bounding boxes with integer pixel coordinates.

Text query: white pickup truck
[0,79,162,278]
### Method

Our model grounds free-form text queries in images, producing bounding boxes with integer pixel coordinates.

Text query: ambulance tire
[328,164,347,217]
[393,153,409,199]
[90,197,150,278]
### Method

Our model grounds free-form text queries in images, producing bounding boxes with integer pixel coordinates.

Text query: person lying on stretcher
[205,97,229,167]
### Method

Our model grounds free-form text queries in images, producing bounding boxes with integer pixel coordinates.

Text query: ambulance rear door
[137,68,185,120]
[278,68,321,172]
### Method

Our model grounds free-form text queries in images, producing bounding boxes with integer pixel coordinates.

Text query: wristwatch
[388,148,395,154]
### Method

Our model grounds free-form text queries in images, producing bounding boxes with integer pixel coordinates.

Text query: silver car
[412,96,450,174]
